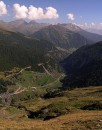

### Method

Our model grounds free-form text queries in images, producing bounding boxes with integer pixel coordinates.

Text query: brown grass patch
[0,111,101,130]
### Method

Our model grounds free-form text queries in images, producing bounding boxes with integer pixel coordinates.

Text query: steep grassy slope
[0,86,101,130]
[0,68,101,129]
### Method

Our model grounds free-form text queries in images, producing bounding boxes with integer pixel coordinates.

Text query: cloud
[13,4,59,20]
[91,22,95,26]
[28,6,44,20]
[74,23,83,27]
[74,22,102,30]
[100,23,102,26]
[45,7,59,19]
[0,1,7,16]
[67,13,75,21]
[13,4,28,19]
[85,22,88,26]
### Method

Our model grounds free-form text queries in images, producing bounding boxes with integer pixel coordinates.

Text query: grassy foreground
[0,85,101,130]
[0,111,101,130]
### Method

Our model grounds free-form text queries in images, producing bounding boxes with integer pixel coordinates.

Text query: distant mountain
[60,41,102,88]
[31,24,91,49]
[0,20,48,35]
[85,28,102,35]
[0,27,67,71]
[61,23,102,43]
[0,20,102,43]
[60,23,102,43]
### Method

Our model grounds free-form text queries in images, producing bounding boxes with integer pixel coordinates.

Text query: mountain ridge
[31,24,92,49]
[0,20,102,43]
[61,23,102,43]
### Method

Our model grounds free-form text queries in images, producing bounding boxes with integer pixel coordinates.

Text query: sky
[0,0,102,29]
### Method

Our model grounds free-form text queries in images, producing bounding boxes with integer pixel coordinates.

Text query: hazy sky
[0,0,102,29]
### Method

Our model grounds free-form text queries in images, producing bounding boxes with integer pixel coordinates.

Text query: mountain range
[0,20,102,71]
[61,23,102,43]
[0,20,48,35]
[1,20,102,43]
[85,28,102,35]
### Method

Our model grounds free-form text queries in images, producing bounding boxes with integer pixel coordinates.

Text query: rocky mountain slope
[1,20,102,43]
[31,24,91,49]
[0,20,48,35]
[61,23,102,43]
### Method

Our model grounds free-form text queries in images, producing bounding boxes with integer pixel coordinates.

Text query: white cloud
[67,13,75,21]
[73,23,84,28]
[91,22,95,26]
[0,1,7,16]
[28,6,44,20]
[13,4,59,20]
[74,22,102,30]
[75,23,84,27]
[100,23,102,26]
[45,7,59,19]
[13,4,28,19]
[85,22,88,26]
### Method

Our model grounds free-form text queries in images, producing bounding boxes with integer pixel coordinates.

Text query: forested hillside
[60,41,102,88]
[0,27,63,71]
